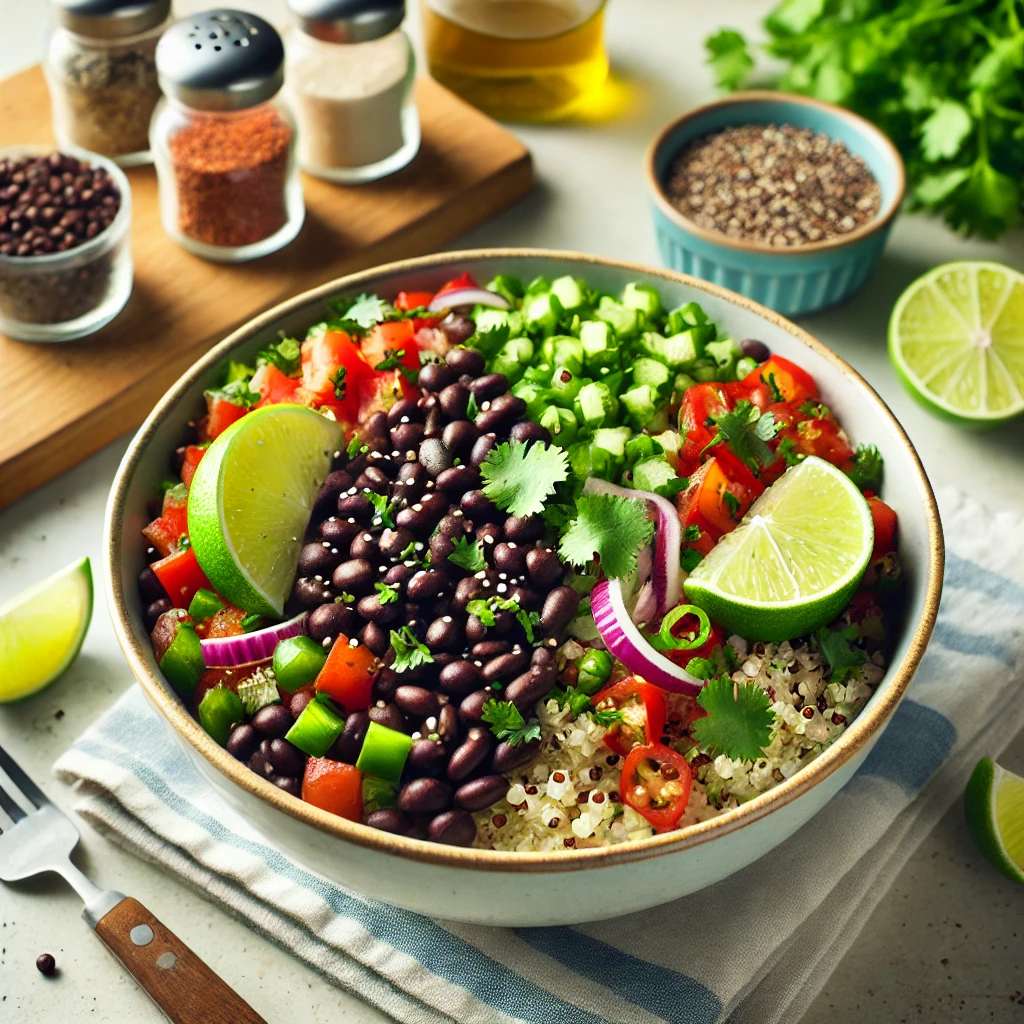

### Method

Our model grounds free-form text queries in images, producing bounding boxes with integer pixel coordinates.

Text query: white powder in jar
[285,30,413,174]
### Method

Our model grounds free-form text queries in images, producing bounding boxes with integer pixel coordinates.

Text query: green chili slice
[649,604,712,652]
[355,722,413,784]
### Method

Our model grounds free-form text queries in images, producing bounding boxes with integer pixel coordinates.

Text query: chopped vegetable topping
[848,443,884,492]
[817,626,867,682]
[374,582,398,604]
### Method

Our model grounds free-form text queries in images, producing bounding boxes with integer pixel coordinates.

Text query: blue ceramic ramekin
[645,92,906,317]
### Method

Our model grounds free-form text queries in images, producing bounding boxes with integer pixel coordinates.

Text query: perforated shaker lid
[287,0,405,44]
[155,9,285,111]
[52,0,172,39]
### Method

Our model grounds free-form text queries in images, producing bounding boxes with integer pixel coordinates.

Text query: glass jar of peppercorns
[0,147,133,342]
[151,9,304,262]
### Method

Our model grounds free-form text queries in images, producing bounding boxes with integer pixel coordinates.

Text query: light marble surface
[1,0,1022,1021]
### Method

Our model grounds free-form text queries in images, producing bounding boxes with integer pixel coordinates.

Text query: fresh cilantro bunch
[702,401,781,473]
[706,0,1024,238]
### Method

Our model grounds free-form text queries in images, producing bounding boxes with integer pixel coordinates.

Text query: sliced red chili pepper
[593,677,667,756]
[152,546,212,608]
[620,742,692,832]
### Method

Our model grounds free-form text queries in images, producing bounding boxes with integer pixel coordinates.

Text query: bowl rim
[644,90,907,257]
[105,247,943,873]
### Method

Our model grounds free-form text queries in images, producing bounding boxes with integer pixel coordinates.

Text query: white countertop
[1,1,1021,1021]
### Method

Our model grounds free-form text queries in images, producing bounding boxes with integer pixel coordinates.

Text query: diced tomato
[693,454,762,535]
[300,329,373,422]
[593,678,667,755]
[395,290,435,312]
[251,363,306,407]
[432,272,477,301]
[315,635,378,713]
[191,658,271,711]
[777,416,854,472]
[179,445,207,490]
[677,383,730,469]
[194,603,246,640]
[867,496,898,558]
[204,394,247,440]
[721,379,771,411]
[357,370,405,423]
[675,462,721,551]
[302,758,363,821]
[143,487,189,557]
[620,742,692,832]
[359,320,420,396]
[744,355,818,406]
[151,546,212,608]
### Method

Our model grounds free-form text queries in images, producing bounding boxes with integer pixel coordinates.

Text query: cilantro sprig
[374,582,398,605]
[702,400,781,472]
[692,675,775,762]
[848,443,883,492]
[480,699,542,746]
[389,626,434,673]
[817,626,866,683]
[559,493,654,580]
[447,536,487,572]
[479,439,570,518]
[466,597,543,643]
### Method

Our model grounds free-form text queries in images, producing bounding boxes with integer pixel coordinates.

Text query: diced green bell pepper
[549,275,586,311]
[158,621,205,700]
[273,634,329,692]
[620,384,658,428]
[632,357,671,392]
[198,686,246,747]
[621,282,663,321]
[485,273,525,303]
[577,649,613,694]
[539,405,579,445]
[541,335,584,374]
[524,290,564,336]
[574,380,618,427]
[594,296,641,339]
[188,588,223,622]
[285,697,345,757]
[355,721,413,784]
[632,456,679,494]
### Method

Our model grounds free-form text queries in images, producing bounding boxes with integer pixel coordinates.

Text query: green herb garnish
[447,536,487,572]
[389,626,434,673]
[702,400,782,472]
[817,626,866,683]
[692,675,774,762]
[848,443,883,492]
[559,493,654,580]
[374,582,398,605]
[479,439,570,518]
[480,699,542,746]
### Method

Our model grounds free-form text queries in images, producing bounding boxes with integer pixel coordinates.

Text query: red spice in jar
[168,106,292,249]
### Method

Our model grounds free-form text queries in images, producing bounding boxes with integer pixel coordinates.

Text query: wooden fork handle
[94,896,266,1024]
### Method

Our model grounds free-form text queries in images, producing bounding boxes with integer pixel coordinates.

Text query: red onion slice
[201,612,308,668]
[591,579,704,696]
[582,478,682,617]
[427,288,511,312]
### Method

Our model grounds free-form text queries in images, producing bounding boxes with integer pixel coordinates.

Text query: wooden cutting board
[0,65,532,510]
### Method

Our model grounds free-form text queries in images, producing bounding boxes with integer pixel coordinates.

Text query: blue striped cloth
[55,489,1024,1024]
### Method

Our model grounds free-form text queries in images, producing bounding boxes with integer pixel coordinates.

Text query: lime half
[0,557,93,702]
[188,404,343,617]
[889,261,1024,426]
[965,756,1024,886]
[683,457,873,641]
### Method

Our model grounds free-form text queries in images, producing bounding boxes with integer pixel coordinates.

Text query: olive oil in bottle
[422,0,608,122]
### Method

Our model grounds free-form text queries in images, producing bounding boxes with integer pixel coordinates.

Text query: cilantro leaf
[693,675,775,762]
[374,582,398,605]
[706,28,753,90]
[680,547,704,572]
[702,400,781,472]
[559,493,654,580]
[777,436,804,467]
[817,627,866,683]
[389,626,434,673]
[447,536,487,572]
[471,323,510,357]
[481,699,542,746]
[256,337,301,375]
[848,443,883,492]
[330,366,347,400]
[683,524,702,543]
[479,440,569,518]
[920,100,973,163]
[346,433,362,459]
[205,377,260,409]
[373,348,406,372]
[334,293,390,331]
[466,598,496,627]
[367,491,396,528]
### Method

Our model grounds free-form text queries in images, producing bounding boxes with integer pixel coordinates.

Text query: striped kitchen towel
[54,488,1024,1024]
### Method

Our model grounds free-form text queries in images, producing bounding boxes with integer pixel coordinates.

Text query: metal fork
[0,743,266,1024]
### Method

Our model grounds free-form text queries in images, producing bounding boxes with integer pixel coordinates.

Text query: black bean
[247,749,275,779]
[387,397,422,427]
[475,522,502,547]
[252,704,293,739]
[406,570,446,601]
[437,704,462,742]
[273,776,302,798]
[418,437,453,477]
[425,615,464,651]
[437,382,470,419]
[455,774,509,812]
[348,531,379,560]
[492,542,527,575]
[379,526,415,559]
[509,420,552,445]
[364,411,389,437]
[491,610,515,635]
[503,514,543,543]
[441,419,479,458]
[308,602,359,643]
[526,547,562,588]
[398,459,427,484]
[468,641,504,659]
[454,576,483,607]
[508,585,539,611]
[469,433,497,468]
[290,690,314,717]
[346,453,369,477]
[504,666,554,710]
[540,586,580,635]
[36,953,56,976]
[475,394,527,433]
[366,807,411,834]
[418,361,455,392]
[741,338,771,363]
[427,808,476,846]
[424,405,445,438]
[445,345,484,375]
[460,490,500,523]
[138,566,166,603]
[145,597,173,629]
[319,517,361,547]
[439,658,482,696]
[333,558,374,594]
[292,577,332,607]
[436,465,480,496]
[428,533,455,566]
[373,666,401,701]
[337,493,374,522]
[435,512,468,538]
[394,685,440,719]
[391,422,425,452]
[407,737,448,775]
[360,621,391,657]
[384,563,417,588]
[483,649,530,682]
[492,736,542,773]
[298,541,343,578]
[267,738,306,776]
[447,726,493,782]
[328,710,370,763]
[368,702,406,732]
[464,615,487,645]
[357,593,401,624]
[467,373,508,400]
[357,466,391,492]
[459,688,490,724]
[440,313,476,347]
[226,723,260,761]
[397,777,452,813]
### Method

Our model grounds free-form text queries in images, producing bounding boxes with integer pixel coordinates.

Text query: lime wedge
[683,457,873,641]
[188,404,343,618]
[0,557,93,702]
[965,757,1024,886]
[889,261,1024,426]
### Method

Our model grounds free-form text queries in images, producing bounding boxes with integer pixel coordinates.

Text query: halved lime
[188,404,343,618]
[683,457,873,641]
[965,757,1024,886]
[0,557,93,702]
[889,261,1024,426]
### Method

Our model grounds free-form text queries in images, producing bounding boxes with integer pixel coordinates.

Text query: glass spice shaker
[44,0,172,166]
[150,9,304,262]
[284,0,420,183]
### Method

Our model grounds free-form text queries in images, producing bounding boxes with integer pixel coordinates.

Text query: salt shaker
[150,9,304,262]
[284,0,420,183]
[44,0,172,165]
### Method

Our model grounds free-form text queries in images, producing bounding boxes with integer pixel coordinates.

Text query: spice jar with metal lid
[44,0,172,166]
[284,0,419,183]
[151,9,304,262]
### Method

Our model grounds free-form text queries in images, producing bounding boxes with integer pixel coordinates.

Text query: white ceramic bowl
[105,250,943,926]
